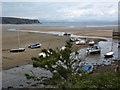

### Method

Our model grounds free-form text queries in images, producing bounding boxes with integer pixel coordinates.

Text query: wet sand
[2,24,117,70]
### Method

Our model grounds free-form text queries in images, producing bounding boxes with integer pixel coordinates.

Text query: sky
[2,1,119,22]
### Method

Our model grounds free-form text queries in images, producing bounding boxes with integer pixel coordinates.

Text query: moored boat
[79,65,93,73]
[86,45,101,54]
[118,42,120,48]
[88,41,95,46]
[76,40,86,45]
[104,51,114,58]
[10,48,25,52]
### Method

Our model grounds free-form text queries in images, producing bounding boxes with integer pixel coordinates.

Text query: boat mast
[17,31,20,48]
[111,38,113,51]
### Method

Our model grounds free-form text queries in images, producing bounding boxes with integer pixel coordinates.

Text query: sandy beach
[2,24,117,70]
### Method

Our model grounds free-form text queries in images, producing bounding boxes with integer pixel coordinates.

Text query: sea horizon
[2,22,118,27]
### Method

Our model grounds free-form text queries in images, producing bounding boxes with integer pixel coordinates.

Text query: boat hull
[104,55,113,58]
[89,50,101,54]
[10,48,25,53]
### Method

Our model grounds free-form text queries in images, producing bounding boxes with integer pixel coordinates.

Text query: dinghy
[88,41,95,46]
[104,51,114,58]
[76,40,86,45]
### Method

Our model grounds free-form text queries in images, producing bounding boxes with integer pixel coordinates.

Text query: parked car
[28,43,41,49]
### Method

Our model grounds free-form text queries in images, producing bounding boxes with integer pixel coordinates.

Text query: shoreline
[2,25,118,70]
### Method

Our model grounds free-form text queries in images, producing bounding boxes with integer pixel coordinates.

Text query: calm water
[6,22,117,27]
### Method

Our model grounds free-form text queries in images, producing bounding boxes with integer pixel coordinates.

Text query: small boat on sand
[63,32,71,36]
[88,41,95,46]
[10,48,25,52]
[60,46,66,51]
[10,31,25,53]
[28,43,41,49]
[76,40,86,45]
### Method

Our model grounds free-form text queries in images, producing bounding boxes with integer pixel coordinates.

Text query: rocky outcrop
[1,17,41,24]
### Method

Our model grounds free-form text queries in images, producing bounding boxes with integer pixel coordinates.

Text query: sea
[5,22,118,27]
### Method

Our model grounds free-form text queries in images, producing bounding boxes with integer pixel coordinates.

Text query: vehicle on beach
[88,41,95,46]
[86,45,101,54]
[76,39,86,45]
[104,51,114,58]
[10,48,25,53]
[28,43,41,49]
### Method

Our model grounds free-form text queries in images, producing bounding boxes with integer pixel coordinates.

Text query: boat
[104,51,114,58]
[70,37,75,42]
[86,45,101,54]
[79,65,93,73]
[104,38,114,58]
[38,50,53,58]
[10,48,25,52]
[63,32,71,36]
[38,52,47,58]
[88,41,95,46]
[28,43,41,49]
[118,42,120,48]
[60,46,66,51]
[10,31,25,53]
[76,40,86,45]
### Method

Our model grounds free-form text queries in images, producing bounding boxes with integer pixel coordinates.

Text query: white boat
[28,43,41,49]
[118,42,120,48]
[86,45,101,54]
[104,38,114,58]
[10,48,25,52]
[38,52,47,58]
[104,52,114,58]
[38,50,53,58]
[63,32,71,36]
[76,40,86,45]
[88,41,95,46]
[10,31,25,53]
[60,46,66,51]
[70,37,75,42]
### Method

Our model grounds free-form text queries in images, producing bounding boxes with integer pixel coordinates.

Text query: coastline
[2,24,118,70]
[2,24,120,88]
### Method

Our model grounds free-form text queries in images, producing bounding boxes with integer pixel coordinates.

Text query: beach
[2,24,117,70]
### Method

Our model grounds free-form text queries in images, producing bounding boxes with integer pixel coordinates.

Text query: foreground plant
[25,41,120,88]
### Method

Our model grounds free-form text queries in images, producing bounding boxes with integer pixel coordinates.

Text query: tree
[26,41,120,88]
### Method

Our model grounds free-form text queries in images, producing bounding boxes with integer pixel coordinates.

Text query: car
[28,43,41,49]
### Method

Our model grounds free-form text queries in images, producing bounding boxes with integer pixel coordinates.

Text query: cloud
[2,2,118,22]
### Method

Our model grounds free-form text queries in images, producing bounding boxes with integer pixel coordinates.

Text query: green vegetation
[25,41,120,88]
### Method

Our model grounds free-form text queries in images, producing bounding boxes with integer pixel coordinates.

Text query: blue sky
[2,2,118,22]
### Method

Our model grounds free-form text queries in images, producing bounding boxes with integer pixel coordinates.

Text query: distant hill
[0,17,41,24]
